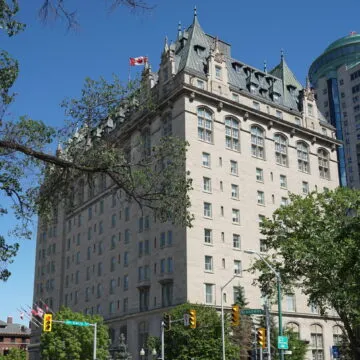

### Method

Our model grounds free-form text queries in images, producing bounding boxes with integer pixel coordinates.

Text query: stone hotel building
[31,12,342,360]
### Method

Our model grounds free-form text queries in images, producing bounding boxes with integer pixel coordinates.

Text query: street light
[140,348,145,359]
[151,348,157,359]
[221,274,240,360]
[245,249,284,360]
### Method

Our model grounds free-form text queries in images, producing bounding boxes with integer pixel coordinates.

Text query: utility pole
[264,302,271,360]
[161,320,165,360]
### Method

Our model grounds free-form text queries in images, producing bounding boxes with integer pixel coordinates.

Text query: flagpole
[128,62,131,85]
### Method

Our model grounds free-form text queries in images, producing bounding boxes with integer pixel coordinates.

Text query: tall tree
[148,303,239,360]
[40,307,109,360]
[0,0,192,280]
[0,348,26,360]
[249,187,360,360]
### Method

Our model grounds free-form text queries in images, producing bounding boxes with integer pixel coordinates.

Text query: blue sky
[0,0,359,324]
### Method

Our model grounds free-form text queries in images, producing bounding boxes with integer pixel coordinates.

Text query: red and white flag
[36,306,44,318]
[129,56,148,66]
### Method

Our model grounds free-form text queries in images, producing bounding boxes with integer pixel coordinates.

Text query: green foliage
[0,0,25,37]
[0,3,192,281]
[249,187,360,359]
[0,347,26,360]
[153,303,239,360]
[40,307,109,360]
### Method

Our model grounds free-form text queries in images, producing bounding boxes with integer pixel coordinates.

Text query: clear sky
[0,0,359,325]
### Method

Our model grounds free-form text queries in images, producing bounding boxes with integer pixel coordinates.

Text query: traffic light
[231,304,240,326]
[163,313,171,330]
[257,327,266,348]
[189,309,197,329]
[43,314,52,332]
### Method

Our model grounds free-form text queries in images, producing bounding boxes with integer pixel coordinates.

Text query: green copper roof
[324,33,360,53]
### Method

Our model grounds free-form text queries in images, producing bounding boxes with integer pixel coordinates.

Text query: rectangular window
[205,256,213,271]
[256,168,264,182]
[138,217,143,232]
[233,234,241,249]
[202,152,211,167]
[231,184,239,199]
[276,110,283,119]
[260,239,267,252]
[286,294,296,312]
[203,177,212,192]
[160,232,166,248]
[204,229,212,244]
[232,209,240,224]
[280,175,287,188]
[257,191,265,205]
[230,160,238,175]
[204,202,212,218]
[302,181,309,194]
[215,65,222,79]
[197,79,204,89]
[205,283,214,304]
[232,93,239,102]
[253,101,260,110]
[234,260,242,275]
[308,103,313,116]
[281,197,289,206]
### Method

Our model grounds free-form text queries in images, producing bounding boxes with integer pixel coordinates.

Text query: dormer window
[250,84,256,94]
[194,45,205,56]
[232,62,242,73]
[273,93,280,102]
[308,103,314,116]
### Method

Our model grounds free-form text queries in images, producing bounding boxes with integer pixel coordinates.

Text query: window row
[204,256,242,275]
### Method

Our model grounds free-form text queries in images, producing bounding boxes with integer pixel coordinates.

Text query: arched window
[198,107,213,143]
[274,134,288,166]
[286,322,300,339]
[310,324,323,360]
[251,126,265,159]
[333,325,343,345]
[297,142,310,173]
[318,148,330,179]
[225,116,240,151]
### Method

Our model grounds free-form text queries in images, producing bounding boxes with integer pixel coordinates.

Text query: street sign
[240,309,264,315]
[64,320,90,327]
[332,346,340,358]
[278,336,289,350]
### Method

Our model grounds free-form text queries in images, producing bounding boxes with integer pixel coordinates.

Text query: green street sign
[64,320,90,327]
[278,336,289,350]
[240,309,264,315]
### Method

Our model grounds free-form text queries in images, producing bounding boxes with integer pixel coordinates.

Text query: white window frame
[198,107,213,143]
[204,202,212,218]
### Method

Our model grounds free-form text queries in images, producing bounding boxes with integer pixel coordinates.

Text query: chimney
[7,316,13,324]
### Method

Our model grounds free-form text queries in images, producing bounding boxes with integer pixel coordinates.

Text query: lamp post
[140,348,145,360]
[151,348,157,359]
[245,249,284,360]
[221,274,240,360]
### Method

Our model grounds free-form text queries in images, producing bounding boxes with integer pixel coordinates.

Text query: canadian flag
[129,56,148,66]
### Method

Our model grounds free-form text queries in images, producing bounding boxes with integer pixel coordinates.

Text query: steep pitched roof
[170,14,303,112]
[270,54,303,110]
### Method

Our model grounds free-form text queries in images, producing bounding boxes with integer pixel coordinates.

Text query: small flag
[129,56,148,66]
[20,312,24,320]
[37,306,44,318]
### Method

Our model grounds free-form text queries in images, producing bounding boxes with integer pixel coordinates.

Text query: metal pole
[161,320,165,360]
[277,276,284,360]
[260,346,263,360]
[93,323,97,360]
[221,289,225,360]
[221,274,239,360]
[265,302,271,360]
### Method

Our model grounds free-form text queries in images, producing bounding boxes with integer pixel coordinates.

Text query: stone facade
[31,12,341,360]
